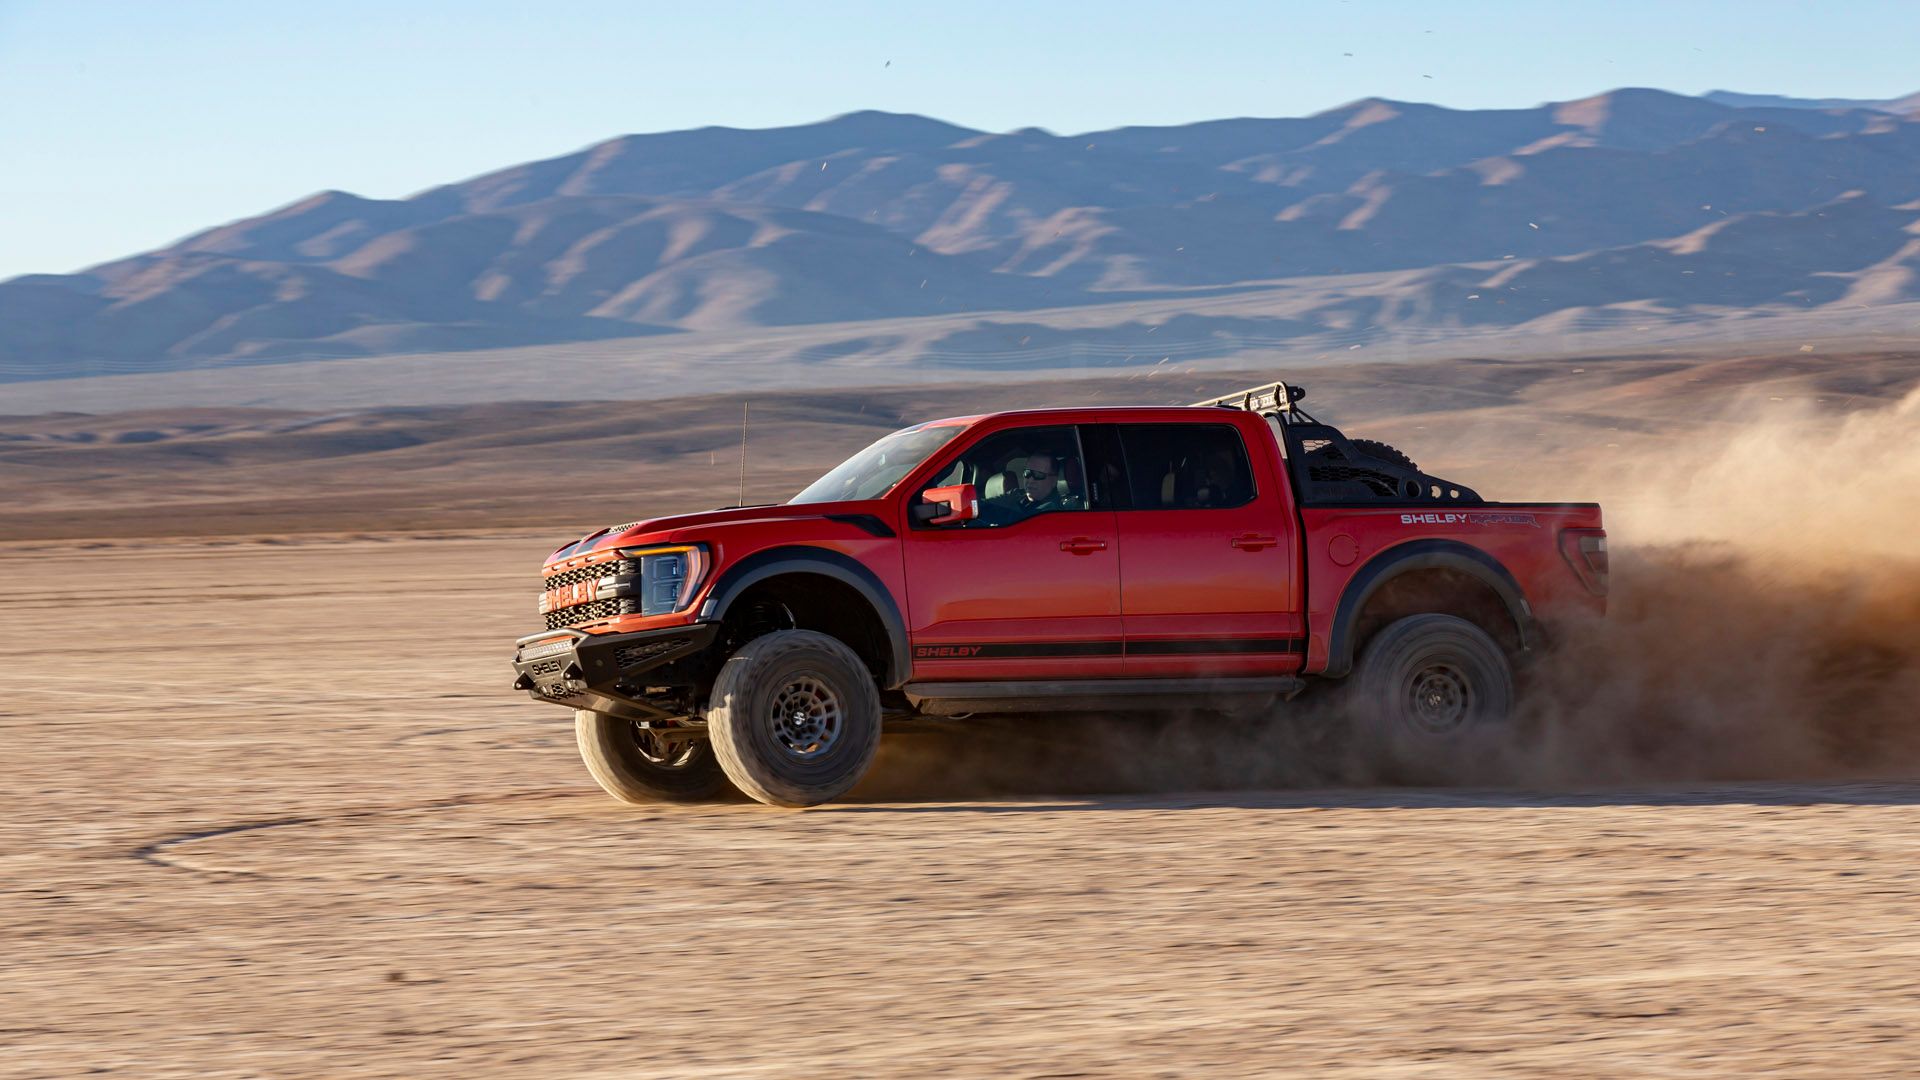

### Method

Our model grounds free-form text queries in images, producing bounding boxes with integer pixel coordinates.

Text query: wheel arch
[1325,539,1536,678]
[697,546,911,688]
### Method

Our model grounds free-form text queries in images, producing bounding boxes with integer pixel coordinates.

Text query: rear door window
[1116,423,1256,510]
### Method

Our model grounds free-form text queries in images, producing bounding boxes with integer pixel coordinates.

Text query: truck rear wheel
[706,630,882,808]
[1348,613,1516,784]
[575,710,729,803]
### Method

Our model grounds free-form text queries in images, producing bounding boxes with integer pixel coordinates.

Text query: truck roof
[923,403,1255,429]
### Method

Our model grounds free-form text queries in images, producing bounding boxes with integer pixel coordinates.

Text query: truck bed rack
[1195,380,1484,506]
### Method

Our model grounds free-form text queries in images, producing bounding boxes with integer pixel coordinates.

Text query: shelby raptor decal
[1400,512,1540,527]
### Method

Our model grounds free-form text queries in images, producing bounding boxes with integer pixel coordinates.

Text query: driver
[989,452,1068,518]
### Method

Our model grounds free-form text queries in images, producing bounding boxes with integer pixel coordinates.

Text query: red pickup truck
[512,382,1607,807]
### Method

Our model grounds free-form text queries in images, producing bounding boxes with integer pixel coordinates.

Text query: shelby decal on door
[915,645,985,658]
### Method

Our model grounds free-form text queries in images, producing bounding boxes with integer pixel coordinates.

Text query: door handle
[1231,534,1279,551]
[1059,537,1109,555]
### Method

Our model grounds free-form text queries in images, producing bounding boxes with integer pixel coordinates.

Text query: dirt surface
[7,535,1920,1077]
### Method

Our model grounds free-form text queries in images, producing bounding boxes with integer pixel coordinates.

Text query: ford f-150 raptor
[510,381,1607,807]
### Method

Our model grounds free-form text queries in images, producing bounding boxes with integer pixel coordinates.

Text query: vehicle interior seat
[1158,458,1187,508]
[1060,456,1085,504]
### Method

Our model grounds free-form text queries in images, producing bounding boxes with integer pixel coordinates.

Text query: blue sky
[4,0,1919,281]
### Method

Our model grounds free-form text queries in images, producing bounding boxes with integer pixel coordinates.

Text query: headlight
[614,544,709,616]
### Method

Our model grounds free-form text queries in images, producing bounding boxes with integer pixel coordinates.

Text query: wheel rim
[627,722,701,768]
[1404,663,1473,735]
[766,674,842,761]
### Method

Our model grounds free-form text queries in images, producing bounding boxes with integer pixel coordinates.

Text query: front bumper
[510,622,719,719]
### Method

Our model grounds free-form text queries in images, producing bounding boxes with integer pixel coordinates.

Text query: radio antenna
[737,401,750,506]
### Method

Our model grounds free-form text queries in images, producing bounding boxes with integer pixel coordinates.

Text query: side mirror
[913,483,979,526]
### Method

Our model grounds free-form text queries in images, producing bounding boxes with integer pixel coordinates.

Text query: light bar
[1191,381,1306,412]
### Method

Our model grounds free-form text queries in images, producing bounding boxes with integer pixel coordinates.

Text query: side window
[1117,423,1256,510]
[920,425,1089,528]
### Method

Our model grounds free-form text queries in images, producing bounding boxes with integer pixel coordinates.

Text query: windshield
[789,424,964,504]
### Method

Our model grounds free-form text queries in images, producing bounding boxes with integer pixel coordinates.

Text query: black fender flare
[1325,539,1536,678]
[697,546,912,688]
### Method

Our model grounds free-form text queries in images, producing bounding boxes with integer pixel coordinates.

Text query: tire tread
[575,709,728,803]
[707,630,882,807]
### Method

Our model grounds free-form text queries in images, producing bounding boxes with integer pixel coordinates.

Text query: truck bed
[1297,502,1606,673]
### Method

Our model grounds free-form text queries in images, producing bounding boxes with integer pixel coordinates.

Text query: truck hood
[547,501,884,563]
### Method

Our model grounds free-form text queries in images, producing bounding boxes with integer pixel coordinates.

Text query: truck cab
[512,381,1607,807]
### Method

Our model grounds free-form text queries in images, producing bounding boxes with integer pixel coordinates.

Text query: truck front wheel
[707,630,882,808]
[1348,613,1516,784]
[575,710,730,803]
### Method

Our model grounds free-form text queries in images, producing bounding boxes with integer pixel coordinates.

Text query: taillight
[1558,528,1609,596]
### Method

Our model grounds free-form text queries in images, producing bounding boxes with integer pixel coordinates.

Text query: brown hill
[6,89,1920,382]
[1,199,1075,379]
[1703,89,1920,114]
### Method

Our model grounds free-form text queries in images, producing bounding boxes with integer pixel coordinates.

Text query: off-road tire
[1348,613,1515,785]
[575,710,730,803]
[1349,438,1418,473]
[707,630,882,808]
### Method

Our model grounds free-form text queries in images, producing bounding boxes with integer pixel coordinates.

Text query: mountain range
[6,86,1920,383]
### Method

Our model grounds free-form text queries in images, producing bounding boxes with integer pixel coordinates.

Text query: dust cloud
[1514,384,1920,784]
[858,387,1920,799]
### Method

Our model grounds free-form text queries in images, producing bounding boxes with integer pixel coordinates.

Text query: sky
[4,0,1920,281]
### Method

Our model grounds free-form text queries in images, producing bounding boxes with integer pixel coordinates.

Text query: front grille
[544,562,619,590]
[541,558,636,630]
[546,597,620,630]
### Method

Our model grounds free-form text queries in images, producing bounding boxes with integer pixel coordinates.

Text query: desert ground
[6,535,1920,1078]
[5,348,1920,1076]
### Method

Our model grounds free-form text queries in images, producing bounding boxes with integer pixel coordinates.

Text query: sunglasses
[1021,468,1054,480]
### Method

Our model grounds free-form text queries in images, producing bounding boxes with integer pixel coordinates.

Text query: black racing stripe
[972,640,1123,658]
[1127,638,1305,656]
[914,640,1122,660]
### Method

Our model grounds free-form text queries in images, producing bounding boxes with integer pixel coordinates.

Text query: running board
[904,677,1305,716]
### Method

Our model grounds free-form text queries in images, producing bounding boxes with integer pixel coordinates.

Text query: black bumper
[511,622,719,717]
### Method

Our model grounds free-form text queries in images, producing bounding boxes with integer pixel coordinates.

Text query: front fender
[697,545,912,688]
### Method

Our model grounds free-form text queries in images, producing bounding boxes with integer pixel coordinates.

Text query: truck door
[900,423,1124,681]
[1102,419,1304,676]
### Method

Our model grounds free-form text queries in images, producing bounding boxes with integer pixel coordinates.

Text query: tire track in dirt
[129,789,588,880]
